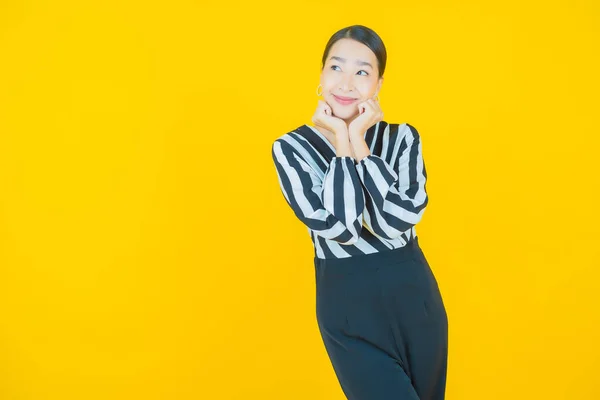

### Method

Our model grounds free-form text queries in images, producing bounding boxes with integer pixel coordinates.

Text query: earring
[316,84,323,96]
[374,93,380,102]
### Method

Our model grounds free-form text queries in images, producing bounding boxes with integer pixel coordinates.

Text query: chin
[333,109,358,121]
[331,104,355,116]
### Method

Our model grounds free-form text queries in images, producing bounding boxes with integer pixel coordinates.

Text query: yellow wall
[1,1,598,399]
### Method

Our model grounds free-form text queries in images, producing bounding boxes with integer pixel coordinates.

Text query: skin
[311,38,384,161]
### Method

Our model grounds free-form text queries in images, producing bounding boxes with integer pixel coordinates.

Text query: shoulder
[273,124,308,145]
[383,120,416,130]
[378,121,412,136]
[383,121,422,141]
[271,124,310,158]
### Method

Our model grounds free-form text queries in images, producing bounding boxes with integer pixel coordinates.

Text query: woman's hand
[348,98,384,138]
[311,100,349,136]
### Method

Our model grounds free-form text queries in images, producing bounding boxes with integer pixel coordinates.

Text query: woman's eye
[330,65,368,76]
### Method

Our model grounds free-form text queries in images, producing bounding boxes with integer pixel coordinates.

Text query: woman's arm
[272,138,365,245]
[353,123,429,240]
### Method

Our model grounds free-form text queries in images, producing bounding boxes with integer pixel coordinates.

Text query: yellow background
[1,0,599,399]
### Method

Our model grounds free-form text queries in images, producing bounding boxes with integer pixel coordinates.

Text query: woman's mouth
[332,94,358,106]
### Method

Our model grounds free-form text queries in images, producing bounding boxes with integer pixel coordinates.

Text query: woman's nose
[339,75,354,92]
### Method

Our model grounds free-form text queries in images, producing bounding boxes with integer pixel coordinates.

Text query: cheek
[321,72,334,88]
[357,82,376,96]
[322,80,336,93]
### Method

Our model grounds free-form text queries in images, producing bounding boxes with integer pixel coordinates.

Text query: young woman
[271,25,448,400]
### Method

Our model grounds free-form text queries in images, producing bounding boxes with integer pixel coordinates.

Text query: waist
[313,236,422,269]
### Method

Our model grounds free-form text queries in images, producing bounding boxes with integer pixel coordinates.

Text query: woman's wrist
[349,133,371,161]
[334,132,353,157]
[335,142,353,158]
[333,125,349,138]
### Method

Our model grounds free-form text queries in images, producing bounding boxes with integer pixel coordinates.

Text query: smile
[332,94,358,105]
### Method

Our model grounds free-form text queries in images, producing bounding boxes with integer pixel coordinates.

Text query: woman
[271,25,448,400]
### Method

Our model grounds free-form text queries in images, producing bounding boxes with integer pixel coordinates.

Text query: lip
[332,94,358,105]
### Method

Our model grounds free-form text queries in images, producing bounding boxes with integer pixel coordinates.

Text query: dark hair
[321,25,387,78]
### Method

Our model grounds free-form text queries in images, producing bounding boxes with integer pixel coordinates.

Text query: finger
[317,102,328,116]
[319,100,333,116]
[370,100,381,113]
[317,99,326,110]
[357,102,366,114]
[371,98,381,109]
[360,99,371,110]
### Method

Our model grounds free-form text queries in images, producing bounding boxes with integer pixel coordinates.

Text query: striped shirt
[271,121,428,259]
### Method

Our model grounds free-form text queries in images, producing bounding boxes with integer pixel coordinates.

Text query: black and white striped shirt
[271,121,428,259]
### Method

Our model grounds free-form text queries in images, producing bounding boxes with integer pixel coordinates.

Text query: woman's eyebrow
[329,55,373,68]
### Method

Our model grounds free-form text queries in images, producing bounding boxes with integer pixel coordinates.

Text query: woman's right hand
[311,100,348,136]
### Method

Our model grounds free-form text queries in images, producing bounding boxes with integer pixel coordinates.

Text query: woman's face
[320,38,383,122]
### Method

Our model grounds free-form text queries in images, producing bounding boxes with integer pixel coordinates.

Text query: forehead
[328,38,377,63]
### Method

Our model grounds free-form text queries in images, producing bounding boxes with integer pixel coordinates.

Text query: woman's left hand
[348,97,384,138]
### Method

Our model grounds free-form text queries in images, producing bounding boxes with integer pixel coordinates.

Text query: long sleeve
[272,139,365,245]
[355,124,428,240]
